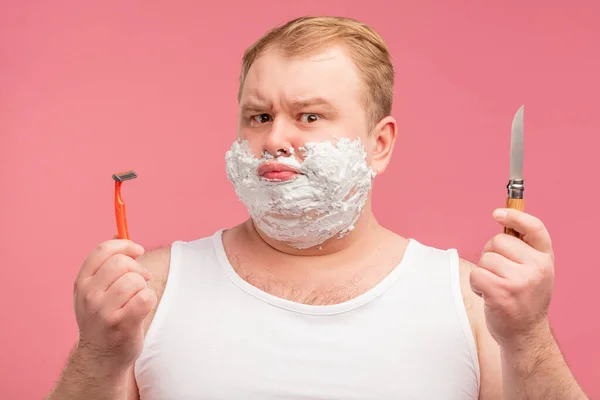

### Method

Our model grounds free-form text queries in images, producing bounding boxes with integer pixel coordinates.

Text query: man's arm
[46,343,131,400]
[46,246,170,400]
[500,323,586,399]
[461,258,586,399]
[464,208,587,399]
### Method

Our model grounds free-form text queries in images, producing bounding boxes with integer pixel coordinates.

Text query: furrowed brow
[291,98,336,111]
[241,102,270,113]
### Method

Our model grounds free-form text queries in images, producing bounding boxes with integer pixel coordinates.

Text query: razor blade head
[112,170,138,182]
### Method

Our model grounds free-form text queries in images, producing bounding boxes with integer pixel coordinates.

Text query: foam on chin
[225,137,376,250]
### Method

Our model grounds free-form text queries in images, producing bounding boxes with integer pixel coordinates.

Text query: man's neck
[245,208,379,258]
[222,207,408,305]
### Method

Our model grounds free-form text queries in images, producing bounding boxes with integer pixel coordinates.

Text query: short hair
[238,16,395,130]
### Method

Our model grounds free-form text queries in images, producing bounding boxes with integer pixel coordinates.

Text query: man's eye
[252,114,272,124]
[299,113,320,123]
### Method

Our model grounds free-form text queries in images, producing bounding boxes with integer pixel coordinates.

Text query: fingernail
[143,269,152,280]
[493,209,508,219]
[136,244,145,253]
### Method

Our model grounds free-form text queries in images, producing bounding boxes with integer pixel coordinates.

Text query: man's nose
[263,117,294,157]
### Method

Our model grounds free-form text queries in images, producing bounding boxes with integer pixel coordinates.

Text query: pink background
[1,1,598,398]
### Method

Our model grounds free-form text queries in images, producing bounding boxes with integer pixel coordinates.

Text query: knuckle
[469,270,483,295]
[128,271,147,287]
[543,254,555,271]
[115,272,146,295]
[137,288,157,307]
[536,222,545,231]
[102,310,121,328]
[113,280,128,297]
[529,254,553,277]
[494,279,511,296]
[517,276,540,293]
[496,233,509,243]
[490,234,505,249]
[94,242,110,255]
[469,271,476,287]
[479,251,494,265]
[512,278,528,293]
[469,267,481,284]
[83,290,100,308]
[531,269,545,285]
[111,254,134,274]
[114,253,130,265]
[533,263,552,283]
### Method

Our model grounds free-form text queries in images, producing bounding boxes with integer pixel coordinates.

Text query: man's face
[237,45,372,162]
[228,44,395,249]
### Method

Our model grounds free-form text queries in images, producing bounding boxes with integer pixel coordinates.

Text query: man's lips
[257,162,300,181]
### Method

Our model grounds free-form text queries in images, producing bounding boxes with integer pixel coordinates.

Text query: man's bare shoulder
[455,257,485,351]
[137,246,171,286]
[457,258,482,319]
[458,258,477,288]
[458,257,504,399]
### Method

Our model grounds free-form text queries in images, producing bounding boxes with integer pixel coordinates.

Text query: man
[48,16,587,399]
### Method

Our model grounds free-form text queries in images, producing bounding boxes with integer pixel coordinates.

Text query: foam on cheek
[225,138,375,249]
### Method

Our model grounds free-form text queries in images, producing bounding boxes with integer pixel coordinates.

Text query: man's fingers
[478,251,517,278]
[117,287,157,328]
[482,233,537,264]
[91,254,146,291]
[104,272,148,311]
[493,209,553,255]
[470,265,507,301]
[80,240,145,278]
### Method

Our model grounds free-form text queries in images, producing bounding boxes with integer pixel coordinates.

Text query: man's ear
[369,116,398,175]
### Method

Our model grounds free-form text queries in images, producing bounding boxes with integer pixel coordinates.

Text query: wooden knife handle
[504,197,524,238]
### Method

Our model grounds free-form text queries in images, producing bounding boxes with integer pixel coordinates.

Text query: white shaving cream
[225,137,376,249]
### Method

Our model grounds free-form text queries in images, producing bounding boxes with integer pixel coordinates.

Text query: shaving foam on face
[225,137,376,249]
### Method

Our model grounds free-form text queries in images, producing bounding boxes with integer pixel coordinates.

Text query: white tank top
[134,230,480,399]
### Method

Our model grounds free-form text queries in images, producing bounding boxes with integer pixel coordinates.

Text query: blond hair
[238,16,395,130]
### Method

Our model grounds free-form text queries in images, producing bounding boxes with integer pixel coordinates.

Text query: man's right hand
[73,238,157,371]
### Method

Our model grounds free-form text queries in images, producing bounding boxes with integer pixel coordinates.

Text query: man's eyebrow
[290,97,336,110]
[240,102,270,113]
[240,97,337,113]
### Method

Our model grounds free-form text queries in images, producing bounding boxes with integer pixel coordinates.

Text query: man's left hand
[470,208,555,349]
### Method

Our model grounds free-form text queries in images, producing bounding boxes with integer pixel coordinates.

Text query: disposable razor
[505,105,524,238]
[112,170,137,240]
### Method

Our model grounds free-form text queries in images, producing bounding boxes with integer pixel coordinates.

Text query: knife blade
[510,105,524,180]
[504,105,525,238]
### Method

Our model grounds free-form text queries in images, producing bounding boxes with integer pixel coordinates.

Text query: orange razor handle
[115,181,130,240]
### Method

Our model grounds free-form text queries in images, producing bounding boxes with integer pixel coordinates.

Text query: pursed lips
[257,162,301,182]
